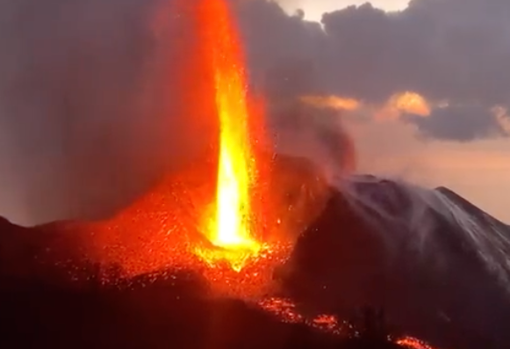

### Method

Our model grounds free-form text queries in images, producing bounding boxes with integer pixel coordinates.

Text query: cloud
[299,96,360,111]
[298,90,507,141]
[407,104,508,142]
[231,0,510,141]
[298,91,431,121]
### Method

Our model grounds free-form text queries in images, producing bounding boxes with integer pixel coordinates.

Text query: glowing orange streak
[396,336,436,349]
[195,0,261,271]
[213,20,253,248]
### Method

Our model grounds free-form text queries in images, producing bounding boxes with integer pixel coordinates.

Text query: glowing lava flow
[258,298,439,349]
[194,0,262,271]
[396,337,437,349]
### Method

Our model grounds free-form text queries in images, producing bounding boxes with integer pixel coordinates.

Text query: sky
[276,0,410,21]
[1,0,510,225]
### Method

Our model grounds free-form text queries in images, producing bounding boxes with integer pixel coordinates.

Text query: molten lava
[396,337,437,349]
[194,0,262,271]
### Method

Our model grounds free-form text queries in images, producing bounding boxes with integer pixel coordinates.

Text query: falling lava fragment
[194,0,263,272]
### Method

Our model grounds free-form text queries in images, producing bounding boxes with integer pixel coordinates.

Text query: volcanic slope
[280,174,510,349]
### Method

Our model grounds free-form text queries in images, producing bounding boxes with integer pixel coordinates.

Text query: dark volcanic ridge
[0,161,509,349]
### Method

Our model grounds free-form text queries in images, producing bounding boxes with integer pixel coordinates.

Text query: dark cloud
[406,105,507,141]
[232,0,510,139]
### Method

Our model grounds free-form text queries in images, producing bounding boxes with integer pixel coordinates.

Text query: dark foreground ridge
[0,172,509,349]
[0,265,410,349]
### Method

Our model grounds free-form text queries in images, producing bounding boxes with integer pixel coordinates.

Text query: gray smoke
[0,0,217,225]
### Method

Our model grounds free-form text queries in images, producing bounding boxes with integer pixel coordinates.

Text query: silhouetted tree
[339,306,401,349]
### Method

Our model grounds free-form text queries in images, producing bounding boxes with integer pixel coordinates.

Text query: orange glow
[258,297,343,334]
[389,91,431,117]
[300,95,360,111]
[193,0,262,271]
[299,91,431,120]
[396,336,437,349]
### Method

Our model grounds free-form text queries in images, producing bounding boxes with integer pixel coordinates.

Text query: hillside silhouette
[0,158,509,349]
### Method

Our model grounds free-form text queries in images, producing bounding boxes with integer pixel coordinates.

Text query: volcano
[277,173,510,349]
[0,156,509,349]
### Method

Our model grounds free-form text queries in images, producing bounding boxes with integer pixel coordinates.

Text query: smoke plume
[0,0,220,225]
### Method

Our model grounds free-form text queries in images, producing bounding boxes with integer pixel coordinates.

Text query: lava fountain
[193,0,263,271]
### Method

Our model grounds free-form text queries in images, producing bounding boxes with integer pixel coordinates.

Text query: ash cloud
[0,0,216,225]
[232,0,510,141]
[406,105,507,142]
